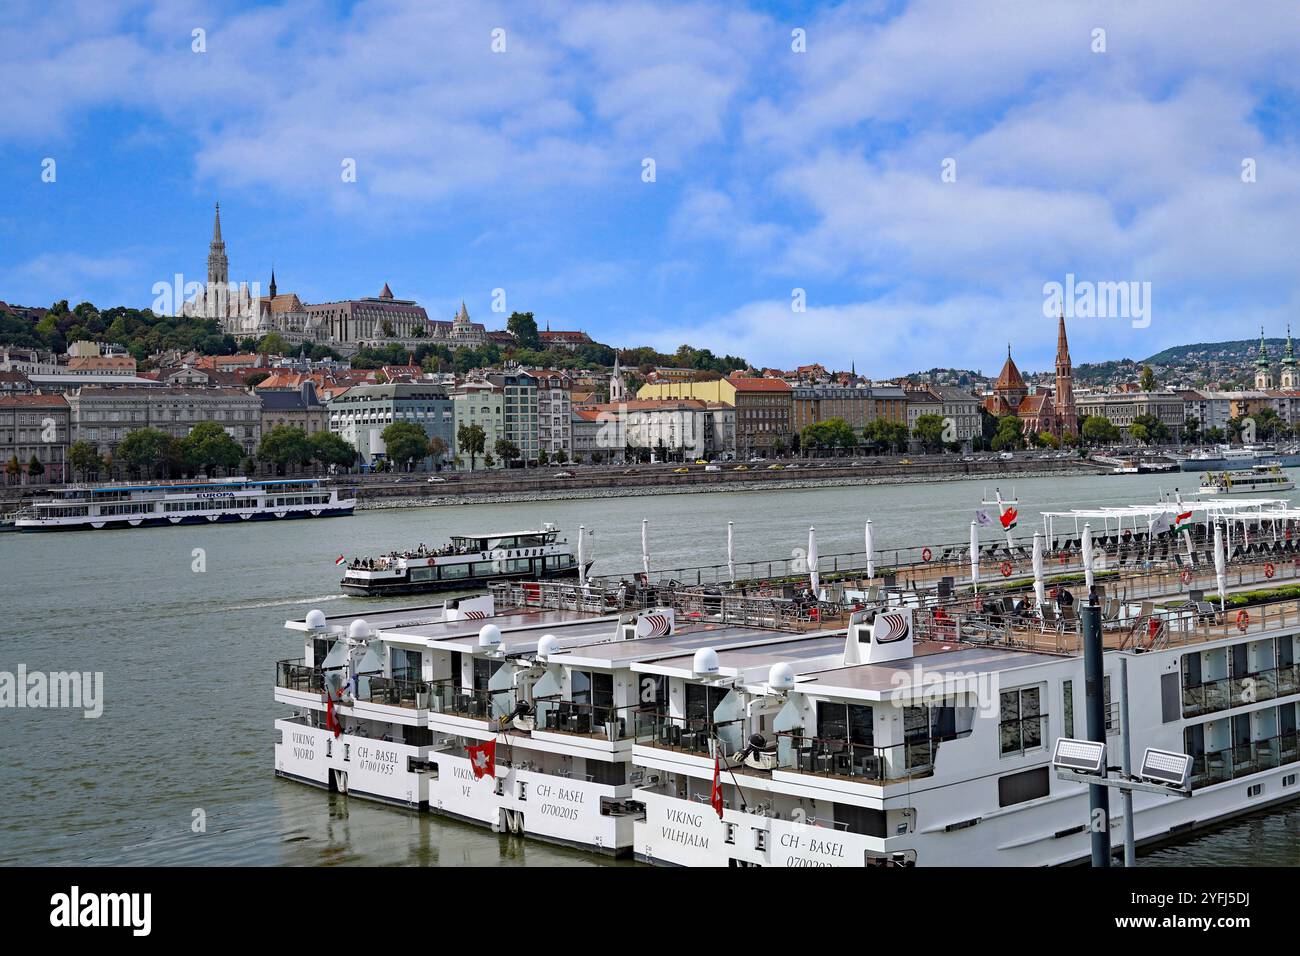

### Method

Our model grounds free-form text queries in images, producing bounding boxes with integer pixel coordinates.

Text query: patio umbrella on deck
[727,521,735,583]
[577,524,587,586]
[1032,531,1046,608]
[865,520,876,580]
[1214,522,1227,611]
[641,518,650,576]
[1082,523,1095,594]
[970,521,980,593]
[807,526,820,599]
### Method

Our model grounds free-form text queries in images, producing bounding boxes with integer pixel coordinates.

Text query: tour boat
[1197,465,1295,496]
[339,524,589,596]
[13,477,354,531]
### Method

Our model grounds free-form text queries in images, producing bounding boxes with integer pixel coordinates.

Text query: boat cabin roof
[381,613,620,652]
[636,633,850,679]
[548,624,840,671]
[791,645,1064,703]
[449,529,558,540]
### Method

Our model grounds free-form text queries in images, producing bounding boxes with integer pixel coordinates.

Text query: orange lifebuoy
[1265,563,1276,579]
[1000,560,1013,577]
[1180,568,1192,584]
[922,547,932,562]
[1236,610,1250,632]
[427,557,436,567]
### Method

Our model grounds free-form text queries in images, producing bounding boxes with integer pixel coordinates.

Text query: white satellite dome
[692,647,719,676]
[768,662,795,691]
[305,609,327,630]
[478,623,502,649]
[536,633,559,660]
[347,619,370,639]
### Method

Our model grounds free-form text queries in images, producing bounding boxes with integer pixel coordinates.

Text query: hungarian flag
[467,739,496,780]
[999,506,1018,531]
[334,554,346,566]
[324,686,341,738]
[1174,511,1194,534]
[710,753,724,819]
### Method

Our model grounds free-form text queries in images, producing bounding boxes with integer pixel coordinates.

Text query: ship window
[1062,680,1074,738]
[1161,673,1180,723]
[999,686,1044,756]
[997,767,1050,807]
[685,684,729,722]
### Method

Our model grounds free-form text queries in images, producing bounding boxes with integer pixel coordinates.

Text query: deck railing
[1190,732,1300,789]
[533,696,642,740]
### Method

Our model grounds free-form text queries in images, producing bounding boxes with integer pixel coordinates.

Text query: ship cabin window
[472,657,502,692]
[450,651,463,689]
[312,637,331,669]
[997,767,1050,807]
[1062,680,1074,738]
[571,671,614,714]
[686,683,729,717]
[391,648,421,683]
[999,686,1045,757]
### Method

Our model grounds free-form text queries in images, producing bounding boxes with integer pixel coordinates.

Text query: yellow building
[636,376,791,456]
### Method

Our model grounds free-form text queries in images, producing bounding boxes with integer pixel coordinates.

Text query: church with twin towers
[183,203,487,354]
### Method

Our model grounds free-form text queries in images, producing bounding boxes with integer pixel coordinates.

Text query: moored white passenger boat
[14,476,354,531]
[1198,465,1295,496]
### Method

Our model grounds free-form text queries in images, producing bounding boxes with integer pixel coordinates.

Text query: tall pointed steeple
[1282,325,1297,390]
[1054,312,1077,438]
[206,202,228,288]
[269,266,277,299]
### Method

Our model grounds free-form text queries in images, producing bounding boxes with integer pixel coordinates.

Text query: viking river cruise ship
[14,477,355,531]
[275,501,1300,865]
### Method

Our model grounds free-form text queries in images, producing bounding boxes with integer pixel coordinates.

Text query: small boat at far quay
[339,523,591,596]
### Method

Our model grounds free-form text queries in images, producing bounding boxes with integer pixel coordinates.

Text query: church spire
[269,266,277,299]
[206,201,228,288]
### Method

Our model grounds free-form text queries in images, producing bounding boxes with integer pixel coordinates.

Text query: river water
[3,468,1299,866]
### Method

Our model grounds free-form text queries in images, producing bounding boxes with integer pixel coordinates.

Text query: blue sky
[2,0,1299,376]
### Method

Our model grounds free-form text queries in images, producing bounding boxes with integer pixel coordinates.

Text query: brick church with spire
[983,314,1078,439]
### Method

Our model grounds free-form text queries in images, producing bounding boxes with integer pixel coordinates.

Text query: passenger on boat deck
[1055,587,1075,609]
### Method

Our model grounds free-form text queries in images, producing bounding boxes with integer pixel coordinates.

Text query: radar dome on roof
[348,619,370,639]
[768,662,795,691]
[478,623,502,648]
[692,647,719,676]
[305,609,327,630]
[536,634,559,660]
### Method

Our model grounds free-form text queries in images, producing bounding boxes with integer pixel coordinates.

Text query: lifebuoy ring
[1265,562,1275,579]
[1180,568,1192,584]
[1236,609,1250,632]
[921,547,932,562]
[427,557,436,567]
[1000,560,1013,577]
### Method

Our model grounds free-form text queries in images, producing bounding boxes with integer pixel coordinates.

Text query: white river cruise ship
[14,477,355,531]
[273,502,1300,865]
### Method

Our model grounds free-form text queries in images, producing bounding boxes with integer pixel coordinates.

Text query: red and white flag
[334,554,346,566]
[710,753,724,820]
[467,739,496,780]
[999,506,1018,531]
[324,686,342,738]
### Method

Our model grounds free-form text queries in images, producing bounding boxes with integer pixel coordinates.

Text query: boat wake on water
[224,594,350,611]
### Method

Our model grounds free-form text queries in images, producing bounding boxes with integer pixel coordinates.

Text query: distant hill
[1141,338,1281,365]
